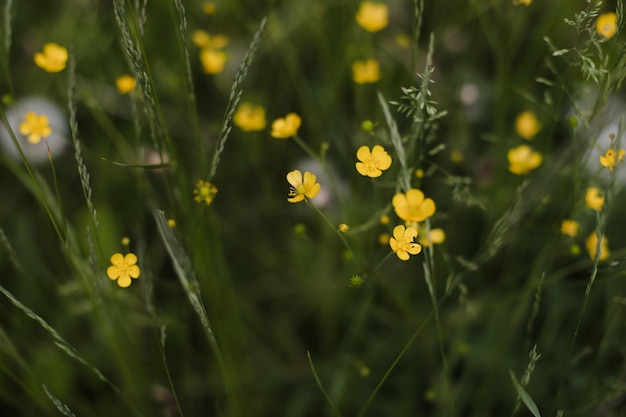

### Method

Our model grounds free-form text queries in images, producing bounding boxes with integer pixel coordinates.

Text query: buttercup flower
[194,180,218,205]
[352,59,381,84]
[271,113,301,138]
[107,253,141,288]
[599,148,625,171]
[585,187,604,211]
[233,103,266,132]
[389,225,422,260]
[507,145,542,175]
[202,1,217,14]
[192,31,229,49]
[200,48,227,74]
[560,220,579,237]
[392,189,436,223]
[355,2,389,32]
[34,43,68,73]
[115,74,137,94]
[356,145,392,177]
[286,170,320,203]
[419,228,446,247]
[515,111,541,139]
[586,232,610,261]
[596,12,618,39]
[19,112,51,144]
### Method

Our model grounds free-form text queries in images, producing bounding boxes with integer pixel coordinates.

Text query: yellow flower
[202,1,217,15]
[379,214,390,225]
[419,228,446,247]
[596,12,618,40]
[192,30,229,49]
[271,113,301,138]
[121,237,130,245]
[107,253,141,288]
[115,74,137,94]
[515,111,541,139]
[34,43,68,73]
[389,225,422,260]
[355,145,392,177]
[339,223,349,233]
[518,0,532,5]
[355,2,389,32]
[352,59,381,84]
[560,220,579,237]
[599,148,625,171]
[507,145,542,175]
[586,232,610,261]
[451,150,464,163]
[286,170,320,203]
[200,48,228,74]
[194,180,218,205]
[233,103,266,132]
[167,218,176,228]
[585,187,604,211]
[392,189,436,223]
[19,112,52,144]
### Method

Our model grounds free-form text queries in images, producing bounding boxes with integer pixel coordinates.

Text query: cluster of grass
[1,0,626,416]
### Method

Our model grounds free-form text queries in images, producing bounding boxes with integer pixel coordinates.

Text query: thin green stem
[307,351,343,417]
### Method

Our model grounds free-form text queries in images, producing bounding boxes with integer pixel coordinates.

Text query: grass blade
[510,370,542,417]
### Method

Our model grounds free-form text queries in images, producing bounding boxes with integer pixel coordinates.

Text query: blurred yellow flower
[515,111,541,139]
[585,187,604,211]
[233,103,266,132]
[596,12,618,39]
[586,232,610,261]
[202,1,217,15]
[34,43,68,73]
[599,148,625,171]
[352,59,381,84]
[392,189,436,223]
[194,180,218,205]
[339,223,349,233]
[355,2,389,32]
[560,220,579,237]
[200,48,227,74]
[518,0,532,5]
[355,145,392,177]
[286,170,320,203]
[192,30,229,49]
[115,74,137,94]
[507,145,542,175]
[379,214,390,225]
[451,150,464,163]
[167,218,177,228]
[19,112,51,144]
[389,225,422,260]
[107,253,140,288]
[271,113,301,138]
[419,228,446,247]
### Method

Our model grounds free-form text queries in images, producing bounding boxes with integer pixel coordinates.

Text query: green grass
[2,0,626,416]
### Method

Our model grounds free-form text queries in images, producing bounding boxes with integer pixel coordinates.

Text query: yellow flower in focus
[596,12,618,39]
[585,187,604,211]
[271,113,301,138]
[115,74,137,94]
[355,145,392,177]
[107,253,141,288]
[233,103,266,132]
[286,170,320,203]
[560,220,579,237]
[352,59,381,84]
[599,148,625,171]
[392,189,436,223]
[202,1,217,14]
[507,145,542,175]
[19,112,52,144]
[194,180,218,205]
[389,225,422,260]
[419,228,446,247]
[355,2,389,32]
[586,232,610,261]
[34,43,68,73]
[200,48,227,74]
[192,31,229,49]
[515,111,541,139]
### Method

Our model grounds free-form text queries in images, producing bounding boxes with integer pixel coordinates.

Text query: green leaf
[510,370,542,417]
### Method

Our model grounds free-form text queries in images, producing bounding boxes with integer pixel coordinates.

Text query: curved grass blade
[307,351,342,417]
[510,370,542,417]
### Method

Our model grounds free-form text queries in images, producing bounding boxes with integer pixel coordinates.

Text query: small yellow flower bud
[121,237,130,246]
[339,223,349,233]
